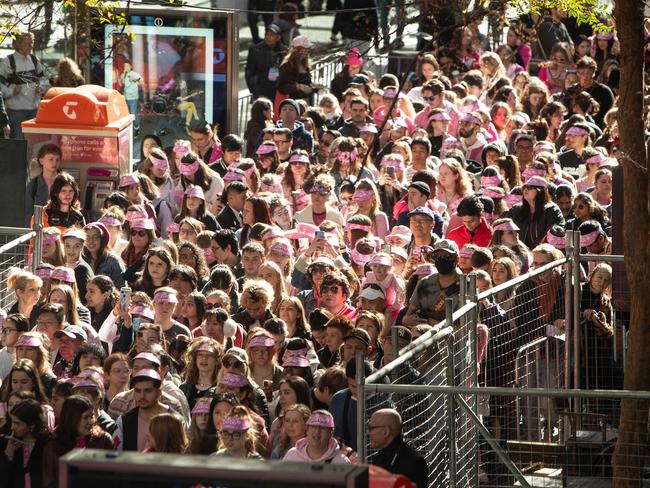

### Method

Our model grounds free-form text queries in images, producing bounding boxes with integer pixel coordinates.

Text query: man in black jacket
[369,408,429,488]
[245,24,288,100]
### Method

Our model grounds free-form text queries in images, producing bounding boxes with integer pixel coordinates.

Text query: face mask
[434,255,457,274]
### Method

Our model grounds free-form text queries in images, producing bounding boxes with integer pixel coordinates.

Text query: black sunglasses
[131,229,147,237]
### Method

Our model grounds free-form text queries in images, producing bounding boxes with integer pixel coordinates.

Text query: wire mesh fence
[0,228,38,310]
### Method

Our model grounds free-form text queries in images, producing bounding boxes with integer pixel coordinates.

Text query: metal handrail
[0,231,36,255]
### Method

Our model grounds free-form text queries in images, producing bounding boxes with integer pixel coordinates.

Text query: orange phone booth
[22,84,134,219]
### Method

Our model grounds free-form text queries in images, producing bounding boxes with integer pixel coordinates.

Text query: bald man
[368,408,428,488]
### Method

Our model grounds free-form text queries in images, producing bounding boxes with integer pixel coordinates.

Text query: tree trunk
[612,0,650,486]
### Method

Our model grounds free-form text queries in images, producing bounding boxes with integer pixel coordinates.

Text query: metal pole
[445,299,457,488]
[32,205,43,273]
[391,325,399,368]
[564,231,573,391]
[355,351,366,463]
[454,394,532,488]
[466,273,479,488]
[572,231,582,413]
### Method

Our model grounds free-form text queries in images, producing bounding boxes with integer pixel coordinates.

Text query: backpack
[7,53,43,85]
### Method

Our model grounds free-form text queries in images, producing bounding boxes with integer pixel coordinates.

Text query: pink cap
[566,126,589,137]
[493,220,520,232]
[248,334,275,348]
[390,246,408,260]
[262,227,285,240]
[52,267,76,284]
[62,228,86,242]
[192,398,212,415]
[256,142,277,155]
[131,218,156,231]
[119,174,139,188]
[221,416,251,431]
[459,245,474,259]
[15,335,42,348]
[134,351,161,366]
[35,267,53,280]
[523,176,548,188]
[72,378,103,390]
[386,225,412,244]
[167,222,180,234]
[153,290,179,304]
[184,185,206,200]
[580,229,601,247]
[546,231,567,249]
[369,253,393,266]
[289,153,311,164]
[131,305,155,320]
[461,113,482,126]
[345,48,363,66]
[271,240,294,257]
[125,210,148,222]
[220,372,249,388]
[306,411,335,429]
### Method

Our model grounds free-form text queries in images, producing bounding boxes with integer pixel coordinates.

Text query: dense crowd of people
[0,5,629,488]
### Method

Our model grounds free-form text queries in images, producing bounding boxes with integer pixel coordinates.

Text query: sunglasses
[321,285,340,294]
[131,229,147,237]
[423,95,437,102]
[522,185,540,191]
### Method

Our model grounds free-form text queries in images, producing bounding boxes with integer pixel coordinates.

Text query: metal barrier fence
[0,206,43,311]
[357,230,640,487]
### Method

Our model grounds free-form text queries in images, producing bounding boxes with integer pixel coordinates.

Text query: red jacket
[447,217,493,250]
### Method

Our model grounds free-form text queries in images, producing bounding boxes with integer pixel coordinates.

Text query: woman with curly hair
[177,241,210,288]
[180,337,224,410]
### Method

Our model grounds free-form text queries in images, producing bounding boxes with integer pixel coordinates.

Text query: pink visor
[360,124,378,134]
[256,143,277,155]
[134,352,161,366]
[383,88,397,99]
[132,368,161,383]
[167,222,180,234]
[289,154,310,164]
[131,305,155,320]
[369,253,393,266]
[461,113,482,126]
[173,144,190,155]
[271,241,294,257]
[126,210,148,222]
[482,188,504,200]
[196,342,217,354]
[221,416,251,431]
[52,267,76,283]
[546,231,567,249]
[15,335,42,348]
[414,263,436,276]
[459,245,474,259]
[184,186,206,200]
[248,334,276,348]
[42,231,61,245]
[283,354,310,368]
[35,267,53,280]
[306,412,335,429]
[224,170,245,182]
[429,111,451,122]
[99,216,121,227]
[150,154,169,171]
[153,291,179,304]
[391,246,408,260]
[523,176,548,188]
[353,189,375,202]
[480,175,502,187]
[504,194,522,207]
[344,222,372,233]
[262,227,284,240]
[131,218,155,230]
[72,378,102,390]
[220,372,249,388]
[119,174,139,188]
[351,248,373,266]
[580,229,601,247]
[566,126,589,137]
[192,399,212,415]
[63,228,86,241]
[260,182,283,194]
[586,153,606,166]
[493,220,520,232]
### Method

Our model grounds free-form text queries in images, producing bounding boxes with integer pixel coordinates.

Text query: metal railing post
[564,230,574,391]
[356,351,366,463]
[445,298,457,488]
[31,205,43,273]
[572,231,582,414]
[468,273,478,390]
